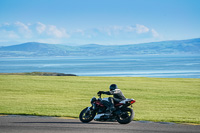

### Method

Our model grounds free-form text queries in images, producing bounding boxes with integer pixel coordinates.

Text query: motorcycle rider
[97,84,126,115]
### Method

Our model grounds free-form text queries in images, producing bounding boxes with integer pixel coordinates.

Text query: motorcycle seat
[119,98,134,104]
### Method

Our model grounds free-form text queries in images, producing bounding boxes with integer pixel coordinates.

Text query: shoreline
[0,72,77,76]
[1,72,200,79]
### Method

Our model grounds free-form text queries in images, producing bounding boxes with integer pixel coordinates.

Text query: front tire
[116,108,134,124]
[79,107,96,123]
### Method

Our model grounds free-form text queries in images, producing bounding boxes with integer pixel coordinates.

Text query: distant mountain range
[0,38,200,57]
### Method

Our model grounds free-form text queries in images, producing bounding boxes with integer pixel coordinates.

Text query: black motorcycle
[79,93,136,124]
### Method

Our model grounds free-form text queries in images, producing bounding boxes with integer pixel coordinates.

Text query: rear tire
[79,107,96,123]
[116,108,134,124]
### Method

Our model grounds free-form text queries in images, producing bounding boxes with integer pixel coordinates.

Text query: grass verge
[0,75,199,124]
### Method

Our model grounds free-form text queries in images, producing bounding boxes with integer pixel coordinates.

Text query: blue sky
[0,0,200,46]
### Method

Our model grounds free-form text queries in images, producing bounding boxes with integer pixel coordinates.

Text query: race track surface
[0,115,199,133]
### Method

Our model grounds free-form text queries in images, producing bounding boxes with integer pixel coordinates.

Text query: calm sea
[0,55,200,78]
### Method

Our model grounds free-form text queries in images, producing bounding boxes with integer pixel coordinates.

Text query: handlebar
[98,93,102,98]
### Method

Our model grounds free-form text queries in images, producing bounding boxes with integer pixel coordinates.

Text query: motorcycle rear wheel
[116,108,134,124]
[79,107,96,123]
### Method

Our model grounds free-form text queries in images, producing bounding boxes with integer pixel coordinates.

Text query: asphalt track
[0,115,199,133]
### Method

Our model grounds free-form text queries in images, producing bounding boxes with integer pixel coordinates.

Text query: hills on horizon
[0,38,200,57]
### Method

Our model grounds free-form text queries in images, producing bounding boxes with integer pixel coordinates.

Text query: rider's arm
[102,91,112,95]
[98,89,120,95]
[102,90,120,95]
[98,91,112,95]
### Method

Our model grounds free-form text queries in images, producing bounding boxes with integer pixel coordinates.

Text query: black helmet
[109,84,118,91]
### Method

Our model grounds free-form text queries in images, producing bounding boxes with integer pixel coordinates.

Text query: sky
[0,0,200,46]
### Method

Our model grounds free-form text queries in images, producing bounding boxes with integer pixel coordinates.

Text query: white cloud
[151,29,159,37]
[0,30,19,39]
[14,21,70,38]
[135,24,149,34]
[91,24,151,37]
[75,29,84,34]
[47,25,69,38]
[0,22,161,45]
[36,22,46,34]
[36,22,70,38]
[126,26,135,32]
[2,22,10,26]
[0,21,72,45]
[15,21,32,36]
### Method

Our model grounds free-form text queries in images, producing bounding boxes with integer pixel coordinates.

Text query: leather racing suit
[98,88,126,113]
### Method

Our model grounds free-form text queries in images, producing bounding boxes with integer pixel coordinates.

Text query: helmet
[109,84,118,91]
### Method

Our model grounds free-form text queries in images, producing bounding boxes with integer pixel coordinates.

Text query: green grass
[0,75,199,124]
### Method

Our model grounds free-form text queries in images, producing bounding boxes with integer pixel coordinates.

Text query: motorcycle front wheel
[116,108,134,124]
[79,107,96,123]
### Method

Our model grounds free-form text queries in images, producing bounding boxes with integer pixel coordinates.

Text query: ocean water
[0,55,200,78]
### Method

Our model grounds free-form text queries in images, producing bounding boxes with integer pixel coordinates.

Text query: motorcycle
[79,93,136,124]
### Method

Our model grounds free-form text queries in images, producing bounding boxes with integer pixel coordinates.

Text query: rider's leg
[108,97,115,111]
[103,97,120,115]
[104,97,115,115]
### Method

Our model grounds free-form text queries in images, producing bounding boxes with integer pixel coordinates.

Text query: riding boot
[105,106,112,115]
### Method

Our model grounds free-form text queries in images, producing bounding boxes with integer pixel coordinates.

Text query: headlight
[90,97,97,104]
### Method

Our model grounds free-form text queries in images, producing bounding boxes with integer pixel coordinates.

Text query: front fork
[86,107,92,112]
[91,103,97,110]
[86,104,96,113]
